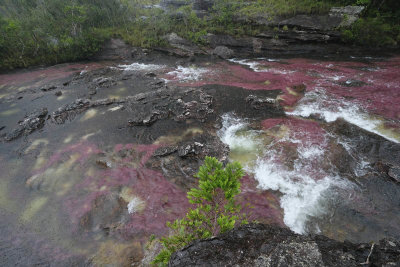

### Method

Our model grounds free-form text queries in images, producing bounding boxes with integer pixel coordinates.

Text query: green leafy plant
[152,157,248,266]
[341,17,399,46]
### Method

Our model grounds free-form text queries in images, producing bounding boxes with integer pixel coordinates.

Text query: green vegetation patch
[152,157,249,266]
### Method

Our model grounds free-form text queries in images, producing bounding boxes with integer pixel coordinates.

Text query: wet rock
[89,76,117,92]
[145,72,156,77]
[5,128,24,141]
[152,134,229,189]
[5,108,48,141]
[96,159,113,169]
[246,95,277,110]
[149,80,165,88]
[292,84,307,94]
[89,89,97,95]
[128,110,162,126]
[40,84,57,92]
[388,167,400,183]
[93,77,112,86]
[125,88,214,127]
[52,99,90,124]
[177,142,204,157]
[54,91,62,97]
[91,98,118,107]
[79,192,129,234]
[153,146,178,157]
[212,46,234,59]
[202,84,284,119]
[338,79,367,87]
[169,224,400,266]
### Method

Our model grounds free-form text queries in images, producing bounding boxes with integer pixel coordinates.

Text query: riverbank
[1,0,399,71]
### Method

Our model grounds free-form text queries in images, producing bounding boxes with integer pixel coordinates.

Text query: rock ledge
[169,224,400,266]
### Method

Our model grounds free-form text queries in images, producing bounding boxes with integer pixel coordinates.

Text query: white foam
[229,58,294,74]
[165,66,209,82]
[127,196,144,214]
[118,62,166,72]
[254,158,335,234]
[229,59,260,72]
[217,114,343,234]
[286,88,400,143]
[217,113,260,152]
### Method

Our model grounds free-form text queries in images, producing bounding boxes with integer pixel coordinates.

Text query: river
[0,53,399,265]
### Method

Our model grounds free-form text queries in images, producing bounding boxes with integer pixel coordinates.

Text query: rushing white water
[127,196,144,214]
[228,58,294,74]
[254,159,335,234]
[286,88,400,143]
[228,59,260,71]
[218,113,344,234]
[219,114,260,152]
[118,62,166,71]
[165,65,209,82]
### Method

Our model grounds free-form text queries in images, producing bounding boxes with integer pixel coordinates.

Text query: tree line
[0,0,399,71]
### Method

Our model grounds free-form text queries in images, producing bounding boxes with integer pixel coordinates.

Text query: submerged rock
[388,167,400,183]
[169,224,400,266]
[125,87,214,126]
[40,84,58,92]
[246,94,277,110]
[5,108,48,141]
[52,99,91,124]
[153,134,229,189]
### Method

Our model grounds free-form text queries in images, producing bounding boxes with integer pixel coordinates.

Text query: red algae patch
[162,57,400,122]
[26,141,189,239]
[0,62,105,88]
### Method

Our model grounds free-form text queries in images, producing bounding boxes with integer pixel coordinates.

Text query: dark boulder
[164,33,205,56]
[125,87,214,126]
[152,134,229,189]
[212,46,234,59]
[5,108,48,141]
[93,38,133,60]
[169,224,400,266]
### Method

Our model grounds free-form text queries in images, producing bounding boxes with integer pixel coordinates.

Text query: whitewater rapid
[218,113,348,234]
[286,88,400,143]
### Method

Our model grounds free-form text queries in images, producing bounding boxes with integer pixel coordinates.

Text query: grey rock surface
[212,46,234,59]
[169,224,400,266]
[5,108,48,141]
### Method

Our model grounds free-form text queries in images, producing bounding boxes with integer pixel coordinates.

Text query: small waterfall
[218,113,348,234]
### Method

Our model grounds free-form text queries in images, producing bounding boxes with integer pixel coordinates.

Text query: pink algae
[262,117,327,145]
[32,141,102,176]
[165,57,400,121]
[239,175,284,226]
[0,62,104,87]
[38,140,285,237]
[39,142,189,236]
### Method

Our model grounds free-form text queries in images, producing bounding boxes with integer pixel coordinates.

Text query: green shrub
[152,157,248,266]
[341,17,398,46]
